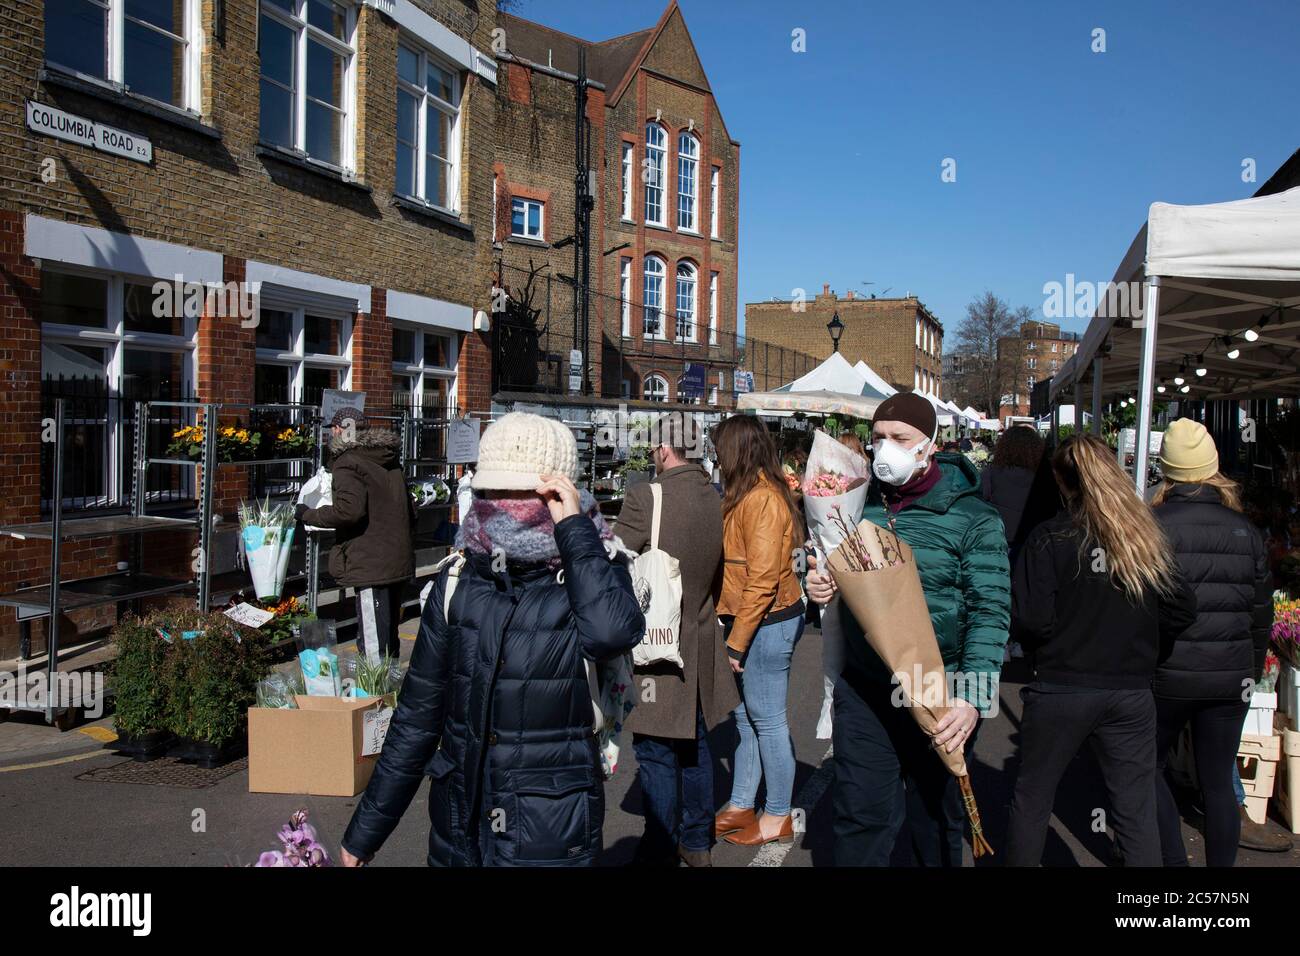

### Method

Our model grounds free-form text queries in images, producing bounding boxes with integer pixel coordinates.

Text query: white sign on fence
[27,101,153,164]
[447,417,480,464]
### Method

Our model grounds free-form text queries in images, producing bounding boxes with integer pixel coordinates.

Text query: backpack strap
[437,551,466,622]
[649,482,663,551]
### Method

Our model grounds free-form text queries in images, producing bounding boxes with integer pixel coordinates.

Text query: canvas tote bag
[630,483,684,668]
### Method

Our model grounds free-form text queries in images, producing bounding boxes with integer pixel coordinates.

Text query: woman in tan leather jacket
[711,415,807,847]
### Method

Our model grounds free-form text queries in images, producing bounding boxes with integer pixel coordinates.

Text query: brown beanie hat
[872,392,938,439]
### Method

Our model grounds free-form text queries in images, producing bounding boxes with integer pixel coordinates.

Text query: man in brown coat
[615,414,738,867]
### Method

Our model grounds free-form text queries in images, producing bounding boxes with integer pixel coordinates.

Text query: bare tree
[951,292,1028,415]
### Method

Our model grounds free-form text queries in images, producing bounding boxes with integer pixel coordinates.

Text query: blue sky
[505,0,1300,337]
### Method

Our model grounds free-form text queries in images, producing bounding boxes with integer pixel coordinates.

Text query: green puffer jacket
[839,452,1010,713]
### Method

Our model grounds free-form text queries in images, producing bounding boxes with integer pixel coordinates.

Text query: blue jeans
[729,614,804,816]
[633,710,714,855]
[1233,764,1246,805]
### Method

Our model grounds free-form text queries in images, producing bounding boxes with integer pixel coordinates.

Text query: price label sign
[362,705,394,756]
[223,603,275,628]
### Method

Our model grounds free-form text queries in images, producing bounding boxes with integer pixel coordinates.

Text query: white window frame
[510,197,544,240]
[39,265,198,510]
[259,0,358,172]
[676,131,699,233]
[619,257,632,338]
[675,261,697,343]
[391,322,459,418]
[644,123,667,227]
[45,0,203,113]
[710,166,720,239]
[643,256,666,340]
[395,37,462,213]
[643,374,668,403]
[708,271,719,345]
[254,298,354,403]
[620,142,634,221]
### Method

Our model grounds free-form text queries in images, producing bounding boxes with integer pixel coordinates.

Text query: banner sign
[733,370,754,393]
[679,363,706,396]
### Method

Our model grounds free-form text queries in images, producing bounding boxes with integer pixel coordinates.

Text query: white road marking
[748,744,834,867]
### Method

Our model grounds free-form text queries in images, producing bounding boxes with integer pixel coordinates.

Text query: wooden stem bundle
[958,774,994,859]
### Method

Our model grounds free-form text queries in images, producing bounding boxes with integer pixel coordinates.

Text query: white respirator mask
[871,421,938,487]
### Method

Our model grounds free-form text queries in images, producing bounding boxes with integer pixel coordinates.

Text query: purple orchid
[255,809,333,867]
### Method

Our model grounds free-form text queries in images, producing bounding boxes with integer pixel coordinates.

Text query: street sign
[568,373,582,393]
[569,349,582,370]
[27,100,153,164]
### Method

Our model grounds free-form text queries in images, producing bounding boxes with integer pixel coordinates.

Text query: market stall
[1049,183,1300,491]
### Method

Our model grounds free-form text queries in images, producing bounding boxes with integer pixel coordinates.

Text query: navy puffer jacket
[341,515,644,866]
[1154,483,1273,700]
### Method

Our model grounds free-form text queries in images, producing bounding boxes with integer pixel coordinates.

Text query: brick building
[745,285,945,396]
[997,319,1081,419]
[494,1,742,406]
[0,0,501,657]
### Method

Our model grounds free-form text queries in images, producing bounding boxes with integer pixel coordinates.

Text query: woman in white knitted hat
[1151,418,1282,864]
[339,412,645,867]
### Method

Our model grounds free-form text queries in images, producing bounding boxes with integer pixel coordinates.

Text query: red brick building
[495,1,742,406]
[745,285,945,396]
[997,320,1081,419]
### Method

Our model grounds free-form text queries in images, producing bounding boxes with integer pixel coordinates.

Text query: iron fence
[493,262,821,402]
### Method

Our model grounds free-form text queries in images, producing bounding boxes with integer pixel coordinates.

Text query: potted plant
[163,609,271,768]
[108,610,175,760]
[165,421,263,462]
[268,424,315,460]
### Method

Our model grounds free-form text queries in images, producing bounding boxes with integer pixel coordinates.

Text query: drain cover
[76,757,247,789]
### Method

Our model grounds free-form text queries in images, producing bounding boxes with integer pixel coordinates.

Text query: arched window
[675,261,697,342]
[643,256,665,339]
[643,374,669,403]
[677,132,699,231]
[644,123,667,226]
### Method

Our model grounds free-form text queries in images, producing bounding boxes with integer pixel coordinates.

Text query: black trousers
[356,584,403,663]
[831,672,972,867]
[1154,696,1249,867]
[1005,682,1160,867]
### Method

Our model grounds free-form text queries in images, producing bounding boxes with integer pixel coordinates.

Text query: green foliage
[122,602,272,747]
[109,611,173,737]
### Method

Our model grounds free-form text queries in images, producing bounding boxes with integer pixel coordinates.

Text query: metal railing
[493,261,821,401]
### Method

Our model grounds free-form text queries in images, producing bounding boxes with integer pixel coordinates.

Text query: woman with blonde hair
[1151,418,1280,864]
[710,415,807,847]
[1005,434,1196,866]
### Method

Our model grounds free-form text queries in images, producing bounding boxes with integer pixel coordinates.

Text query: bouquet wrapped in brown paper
[824,513,994,857]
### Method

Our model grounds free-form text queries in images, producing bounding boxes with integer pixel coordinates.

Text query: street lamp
[827,311,844,353]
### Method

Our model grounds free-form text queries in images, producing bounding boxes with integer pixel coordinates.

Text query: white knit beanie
[471,412,579,491]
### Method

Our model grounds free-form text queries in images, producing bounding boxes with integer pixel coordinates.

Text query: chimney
[846,290,855,300]
[822,283,830,296]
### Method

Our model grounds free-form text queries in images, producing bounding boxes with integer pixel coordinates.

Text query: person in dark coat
[615,414,738,867]
[1006,435,1197,867]
[339,413,644,867]
[1151,418,1279,865]
[980,425,1045,552]
[297,412,415,663]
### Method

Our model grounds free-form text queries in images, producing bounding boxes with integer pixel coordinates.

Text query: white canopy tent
[778,351,892,399]
[1049,182,1300,491]
[852,360,898,398]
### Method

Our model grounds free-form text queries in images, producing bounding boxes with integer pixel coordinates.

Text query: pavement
[1,618,1297,867]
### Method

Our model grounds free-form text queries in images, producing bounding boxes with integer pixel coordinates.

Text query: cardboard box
[248,695,383,797]
[1275,727,1300,835]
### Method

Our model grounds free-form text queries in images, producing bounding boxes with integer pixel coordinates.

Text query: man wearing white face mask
[807,392,1010,866]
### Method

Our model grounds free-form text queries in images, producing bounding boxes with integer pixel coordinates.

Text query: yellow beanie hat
[1159,418,1219,483]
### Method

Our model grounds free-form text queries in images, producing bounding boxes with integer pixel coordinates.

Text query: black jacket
[980,464,1036,545]
[1153,483,1274,700]
[300,428,415,587]
[1012,512,1197,689]
[341,515,644,866]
